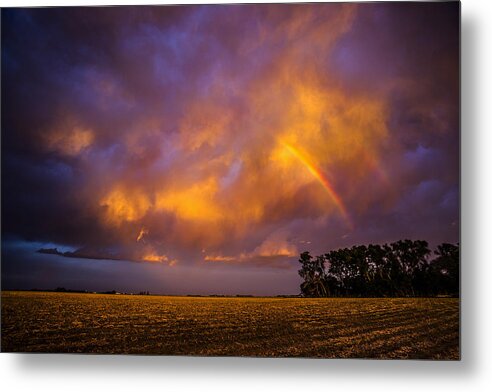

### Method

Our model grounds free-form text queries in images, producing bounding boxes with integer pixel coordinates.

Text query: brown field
[1,291,459,359]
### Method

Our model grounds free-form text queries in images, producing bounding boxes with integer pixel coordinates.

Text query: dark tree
[298,252,328,297]
[431,243,459,296]
[298,241,458,298]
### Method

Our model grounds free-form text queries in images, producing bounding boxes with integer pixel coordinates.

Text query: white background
[0,0,490,391]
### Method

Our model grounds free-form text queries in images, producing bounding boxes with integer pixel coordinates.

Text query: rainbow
[282,141,353,229]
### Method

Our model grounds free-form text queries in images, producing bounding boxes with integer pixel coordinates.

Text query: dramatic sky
[1,2,459,295]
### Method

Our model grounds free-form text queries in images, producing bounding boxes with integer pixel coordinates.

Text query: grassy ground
[1,291,459,359]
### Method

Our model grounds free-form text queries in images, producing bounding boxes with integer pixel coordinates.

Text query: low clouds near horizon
[1,3,459,293]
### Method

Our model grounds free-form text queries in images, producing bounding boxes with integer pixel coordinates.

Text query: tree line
[298,240,459,297]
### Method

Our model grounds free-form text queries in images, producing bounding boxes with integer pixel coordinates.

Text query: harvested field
[1,291,459,359]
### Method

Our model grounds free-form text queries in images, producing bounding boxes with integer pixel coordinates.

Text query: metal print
[1,2,460,359]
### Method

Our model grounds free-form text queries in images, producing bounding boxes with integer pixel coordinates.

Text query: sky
[1,3,459,295]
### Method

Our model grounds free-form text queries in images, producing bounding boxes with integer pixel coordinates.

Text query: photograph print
[1,1,460,359]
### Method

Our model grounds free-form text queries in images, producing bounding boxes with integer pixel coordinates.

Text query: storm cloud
[1,3,459,294]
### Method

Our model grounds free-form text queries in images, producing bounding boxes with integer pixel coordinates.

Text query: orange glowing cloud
[45,125,94,156]
[136,227,148,242]
[155,178,223,222]
[100,188,151,225]
[204,232,298,267]
[142,252,177,266]
[204,255,236,262]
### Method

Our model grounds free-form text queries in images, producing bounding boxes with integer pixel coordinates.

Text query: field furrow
[1,292,459,359]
